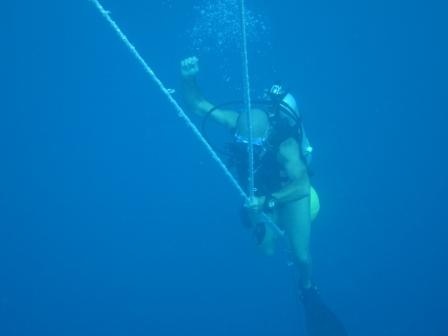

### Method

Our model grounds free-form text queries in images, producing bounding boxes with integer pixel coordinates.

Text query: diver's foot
[300,286,348,336]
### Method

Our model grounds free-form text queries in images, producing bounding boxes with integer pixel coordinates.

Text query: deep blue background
[2,0,447,335]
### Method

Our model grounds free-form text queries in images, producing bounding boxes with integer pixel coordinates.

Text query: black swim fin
[301,286,348,336]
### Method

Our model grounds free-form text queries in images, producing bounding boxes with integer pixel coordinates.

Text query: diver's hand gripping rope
[89,0,284,237]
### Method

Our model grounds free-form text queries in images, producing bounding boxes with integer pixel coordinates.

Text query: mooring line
[90,0,247,200]
[89,0,285,237]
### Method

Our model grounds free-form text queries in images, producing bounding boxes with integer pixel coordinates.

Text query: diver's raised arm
[180,57,211,116]
[180,56,238,129]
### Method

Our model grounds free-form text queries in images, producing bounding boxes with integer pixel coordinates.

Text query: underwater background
[2,0,447,335]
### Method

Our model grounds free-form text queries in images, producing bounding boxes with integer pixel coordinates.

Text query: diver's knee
[259,236,276,256]
[295,253,312,267]
[261,244,276,256]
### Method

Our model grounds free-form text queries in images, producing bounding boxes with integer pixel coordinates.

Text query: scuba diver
[180,56,347,336]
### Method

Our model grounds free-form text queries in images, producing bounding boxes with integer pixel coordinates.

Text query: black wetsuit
[229,118,304,196]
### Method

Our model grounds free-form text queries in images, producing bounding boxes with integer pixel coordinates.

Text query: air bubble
[188,0,270,55]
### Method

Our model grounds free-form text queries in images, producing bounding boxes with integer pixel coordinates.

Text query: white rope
[90,0,247,200]
[90,0,285,237]
[239,0,255,201]
[239,1,285,237]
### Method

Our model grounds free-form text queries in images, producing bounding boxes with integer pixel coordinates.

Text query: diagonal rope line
[89,0,285,237]
[90,0,247,200]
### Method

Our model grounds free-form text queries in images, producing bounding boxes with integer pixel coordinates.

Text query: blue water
[2,0,447,335]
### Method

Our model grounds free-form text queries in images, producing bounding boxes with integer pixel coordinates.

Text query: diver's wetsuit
[230,114,307,197]
[229,115,307,242]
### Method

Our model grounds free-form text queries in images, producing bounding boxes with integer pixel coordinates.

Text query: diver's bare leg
[251,210,278,256]
[259,224,277,256]
[280,196,312,289]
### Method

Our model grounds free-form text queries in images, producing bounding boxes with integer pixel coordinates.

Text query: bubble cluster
[189,0,270,54]
[161,0,174,9]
